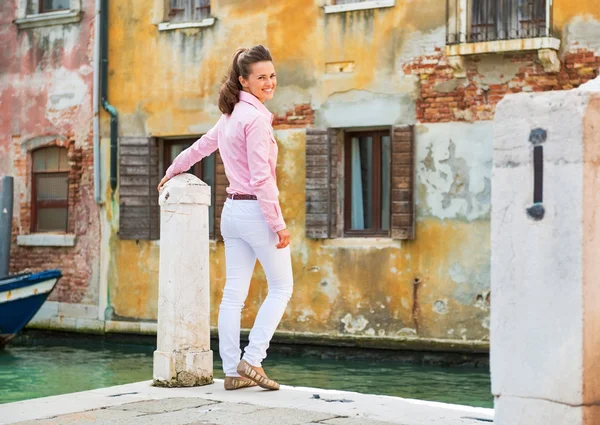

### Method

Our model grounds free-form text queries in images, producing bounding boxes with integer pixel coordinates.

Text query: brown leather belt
[227,194,257,200]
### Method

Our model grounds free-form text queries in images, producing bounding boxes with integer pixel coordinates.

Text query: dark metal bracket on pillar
[526,128,546,221]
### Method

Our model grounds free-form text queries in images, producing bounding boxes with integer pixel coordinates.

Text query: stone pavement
[0,380,494,425]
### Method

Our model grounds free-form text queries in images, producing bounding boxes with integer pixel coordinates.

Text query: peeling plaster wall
[1,0,101,304]
[416,123,492,222]
[102,0,597,345]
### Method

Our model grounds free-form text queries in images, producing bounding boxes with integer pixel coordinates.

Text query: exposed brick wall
[9,137,98,304]
[404,48,600,123]
[272,104,315,129]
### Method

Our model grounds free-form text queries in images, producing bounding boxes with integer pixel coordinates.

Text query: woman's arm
[158,117,222,191]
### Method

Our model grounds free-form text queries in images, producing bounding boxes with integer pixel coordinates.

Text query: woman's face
[239,61,276,104]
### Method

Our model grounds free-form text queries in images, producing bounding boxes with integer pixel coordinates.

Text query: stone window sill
[324,0,395,14]
[321,237,402,249]
[444,37,561,77]
[17,234,76,247]
[157,17,215,31]
[14,10,81,29]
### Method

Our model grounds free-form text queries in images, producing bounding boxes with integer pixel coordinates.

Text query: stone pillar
[0,176,14,279]
[492,88,600,424]
[153,173,213,387]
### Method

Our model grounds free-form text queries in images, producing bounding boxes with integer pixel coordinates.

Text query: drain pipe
[93,0,101,202]
[100,0,118,192]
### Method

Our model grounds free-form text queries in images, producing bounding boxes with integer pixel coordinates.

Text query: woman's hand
[157,175,170,192]
[276,228,290,249]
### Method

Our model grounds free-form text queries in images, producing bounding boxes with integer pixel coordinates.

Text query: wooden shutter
[391,126,415,240]
[119,137,160,240]
[305,128,339,239]
[213,151,227,241]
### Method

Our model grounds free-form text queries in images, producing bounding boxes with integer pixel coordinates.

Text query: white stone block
[492,90,600,425]
[59,302,98,319]
[105,320,140,334]
[48,316,78,331]
[139,322,158,335]
[185,351,213,381]
[16,234,76,247]
[32,301,59,320]
[153,351,176,382]
[75,318,104,333]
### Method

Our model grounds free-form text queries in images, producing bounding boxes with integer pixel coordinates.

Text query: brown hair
[218,45,273,115]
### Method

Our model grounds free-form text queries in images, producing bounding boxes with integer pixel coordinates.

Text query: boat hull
[0,270,61,348]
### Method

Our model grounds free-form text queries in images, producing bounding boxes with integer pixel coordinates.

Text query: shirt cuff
[271,221,287,233]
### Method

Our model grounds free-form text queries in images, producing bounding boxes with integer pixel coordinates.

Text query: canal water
[0,332,492,408]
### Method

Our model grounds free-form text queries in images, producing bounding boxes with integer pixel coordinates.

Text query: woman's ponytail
[217,45,273,115]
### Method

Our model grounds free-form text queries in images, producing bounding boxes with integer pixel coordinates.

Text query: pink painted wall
[0,0,102,305]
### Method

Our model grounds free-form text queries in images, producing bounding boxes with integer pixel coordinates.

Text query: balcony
[445,0,560,76]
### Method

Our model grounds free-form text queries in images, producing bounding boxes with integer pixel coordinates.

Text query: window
[119,135,226,241]
[39,0,70,13]
[325,0,395,14]
[447,0,550,44]
[305,126,414,240]
[469,0,547,42]
[32,147,69,233]
[15,0,81,29]
[169,0,210,22]
[344,131,391,237]
[163,139,216,238]
[445,0,558,75]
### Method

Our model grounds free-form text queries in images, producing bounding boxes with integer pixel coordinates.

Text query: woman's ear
[238,75,247,89]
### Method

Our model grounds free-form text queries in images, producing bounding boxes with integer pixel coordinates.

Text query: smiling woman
[157,45,294,391]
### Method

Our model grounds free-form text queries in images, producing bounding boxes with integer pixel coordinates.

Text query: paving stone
[10,408,141,425]
[96,401,267,425]
[320,416,403,425]
[200,405,336,425]
[108,397,218,414]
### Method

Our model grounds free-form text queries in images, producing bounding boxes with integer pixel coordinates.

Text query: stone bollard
[153,173,213,387]
[492,88,600,424]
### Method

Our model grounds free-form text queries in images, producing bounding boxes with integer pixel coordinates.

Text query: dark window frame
[31,147,70,233]
[162,138,216,239]
[39,0,70,13]
[168,0,211,22]
[343,130,391,238]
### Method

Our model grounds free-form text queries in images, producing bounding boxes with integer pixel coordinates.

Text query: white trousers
[218,199,294,377]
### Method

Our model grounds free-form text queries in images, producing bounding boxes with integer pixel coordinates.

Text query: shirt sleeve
[165,116,222,180]
[246,114,286,233]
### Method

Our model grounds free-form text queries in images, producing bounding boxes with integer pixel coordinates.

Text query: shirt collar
[239,91,273,123]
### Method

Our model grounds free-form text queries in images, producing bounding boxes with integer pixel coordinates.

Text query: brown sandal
[237,360,280,390]
[224,376,258,390]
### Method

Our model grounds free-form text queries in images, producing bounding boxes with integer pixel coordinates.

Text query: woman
[157,45,293,391]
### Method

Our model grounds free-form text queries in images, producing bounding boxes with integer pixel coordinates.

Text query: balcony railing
[446,0,552,45]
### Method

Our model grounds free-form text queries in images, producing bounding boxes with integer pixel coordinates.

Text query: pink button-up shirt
[165,91,286,233]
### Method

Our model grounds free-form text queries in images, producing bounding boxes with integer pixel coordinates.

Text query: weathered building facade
[1,0,101,306]
[3,0,600,349]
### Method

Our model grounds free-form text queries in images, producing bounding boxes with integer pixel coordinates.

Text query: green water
[0,334,492,408]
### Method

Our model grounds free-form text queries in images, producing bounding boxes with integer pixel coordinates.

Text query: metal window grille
[446,0,549,45]
[169,0,210,22]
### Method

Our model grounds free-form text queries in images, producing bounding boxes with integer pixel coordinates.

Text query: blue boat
[0,269,61,348]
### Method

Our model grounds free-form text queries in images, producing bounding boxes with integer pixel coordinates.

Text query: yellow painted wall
[102,0,597,343]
